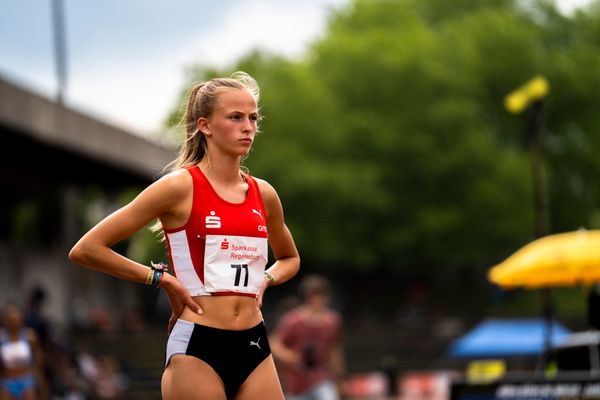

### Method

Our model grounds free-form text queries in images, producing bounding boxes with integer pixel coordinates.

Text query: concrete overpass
[0,77,174,190]
[0,76,176,325]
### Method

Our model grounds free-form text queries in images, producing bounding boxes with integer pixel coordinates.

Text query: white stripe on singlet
[166,230,209,296]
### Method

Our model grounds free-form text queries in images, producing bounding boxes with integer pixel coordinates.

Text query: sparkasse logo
[205,211,221,228]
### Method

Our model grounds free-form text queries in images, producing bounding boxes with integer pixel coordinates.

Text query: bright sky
[0,0,348,135]
[0,0,591,135]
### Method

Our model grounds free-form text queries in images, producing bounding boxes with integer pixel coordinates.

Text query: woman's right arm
[68,170,202,329]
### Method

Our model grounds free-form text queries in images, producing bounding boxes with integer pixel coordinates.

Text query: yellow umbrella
[489,230,600,289]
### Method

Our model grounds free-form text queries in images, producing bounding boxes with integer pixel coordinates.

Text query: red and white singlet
[163,166,269,297]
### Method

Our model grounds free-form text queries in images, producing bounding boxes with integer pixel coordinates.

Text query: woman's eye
[229,114,259,122]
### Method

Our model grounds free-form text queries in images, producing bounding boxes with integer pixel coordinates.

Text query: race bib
[203,235,268,295]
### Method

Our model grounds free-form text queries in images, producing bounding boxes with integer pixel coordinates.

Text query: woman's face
[203,88,259,158]
[3,305,23,330]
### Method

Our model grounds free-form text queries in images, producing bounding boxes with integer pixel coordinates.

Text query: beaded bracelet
[150,261,168,272]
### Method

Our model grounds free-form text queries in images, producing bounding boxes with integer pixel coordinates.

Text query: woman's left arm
[256,180,300,308]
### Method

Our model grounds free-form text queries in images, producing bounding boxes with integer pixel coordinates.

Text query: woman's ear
[197,118,211,136]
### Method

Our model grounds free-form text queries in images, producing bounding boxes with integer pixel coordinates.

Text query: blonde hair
[151,72,260,237]
[167,71,260,171]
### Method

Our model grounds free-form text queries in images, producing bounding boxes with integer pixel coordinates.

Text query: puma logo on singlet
[252,209,263,220]
[249,337,261,350]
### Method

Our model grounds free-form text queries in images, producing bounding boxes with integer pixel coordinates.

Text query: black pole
[52,0,68,104]
[538,288,554,373]
[528,100,553,372]
[529,100,545,240]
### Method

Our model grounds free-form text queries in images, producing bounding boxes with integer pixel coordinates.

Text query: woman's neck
[6,327,21,338]
[198,156,243,185]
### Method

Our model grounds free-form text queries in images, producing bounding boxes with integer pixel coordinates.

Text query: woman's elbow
[68,243,82,265]
[292,256,301,276]
[68,241,91,266]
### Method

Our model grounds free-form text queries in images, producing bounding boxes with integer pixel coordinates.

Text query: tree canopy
[164,0,600,307]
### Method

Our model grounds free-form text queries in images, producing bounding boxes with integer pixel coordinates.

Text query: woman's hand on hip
[160,273,203,333]
[256,275,272,310]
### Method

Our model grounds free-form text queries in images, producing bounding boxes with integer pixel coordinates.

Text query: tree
[164,0,600,311]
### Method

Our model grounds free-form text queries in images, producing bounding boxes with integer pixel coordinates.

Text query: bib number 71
[231,264,249,287]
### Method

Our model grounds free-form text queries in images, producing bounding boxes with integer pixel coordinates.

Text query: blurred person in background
[93,355,128,400]
[270,274,345,400]
[69,71,300,399]
[0,303,47,400]
[23,288,49,351]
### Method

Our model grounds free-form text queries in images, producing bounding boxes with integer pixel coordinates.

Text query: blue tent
[449,318,571,358]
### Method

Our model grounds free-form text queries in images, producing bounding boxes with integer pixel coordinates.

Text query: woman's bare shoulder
[254,177,278,201]
[254,177,284,220]
[153,168,193,196]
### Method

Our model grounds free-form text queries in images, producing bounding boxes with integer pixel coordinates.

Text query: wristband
[264,271,276,284]
[148,261,168,288]
[145,269,154,285]
[151,270,163,288]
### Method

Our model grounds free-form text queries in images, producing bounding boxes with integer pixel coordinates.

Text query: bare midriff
[179,295,262,330]
[1,366,31,379]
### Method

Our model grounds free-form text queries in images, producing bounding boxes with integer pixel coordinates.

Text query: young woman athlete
[69,72,300,400]
[0,304,48,400]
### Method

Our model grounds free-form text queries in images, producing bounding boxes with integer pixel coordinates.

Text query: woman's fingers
[186,296,203,315]
[167,312,177,334]
[257,291,264,309]
[165,286,203,330]
[257,277,270,309]
[174,284,203,315]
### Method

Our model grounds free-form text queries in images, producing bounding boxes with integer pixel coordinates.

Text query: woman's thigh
[235,355,284,400]
[161,354,226,400]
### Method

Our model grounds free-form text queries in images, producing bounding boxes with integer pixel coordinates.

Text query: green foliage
[488,287,587,321]
[163,0,600,308]
[13,201,37,245]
